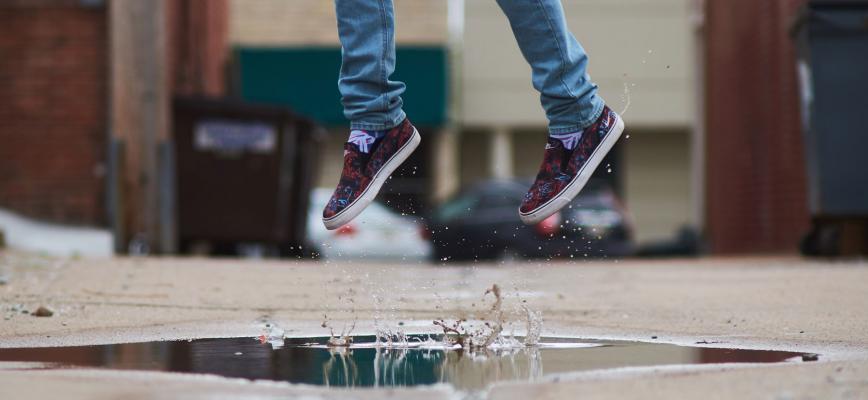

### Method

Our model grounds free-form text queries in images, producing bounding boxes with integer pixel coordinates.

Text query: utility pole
[108,0,171,254]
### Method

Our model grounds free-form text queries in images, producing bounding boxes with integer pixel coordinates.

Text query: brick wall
[168,0,229,96]
[0,3,108,226]
[704,0,810,253]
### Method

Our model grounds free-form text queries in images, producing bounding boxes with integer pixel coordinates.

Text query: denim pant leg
[496,0,605,134]
[334,0,407,131]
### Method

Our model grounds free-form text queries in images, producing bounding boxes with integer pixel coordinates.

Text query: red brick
[0,4,107,226]
[704,0,810,254]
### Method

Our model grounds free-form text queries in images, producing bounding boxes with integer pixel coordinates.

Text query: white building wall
[461,0,694,128]
[229,0,448,46]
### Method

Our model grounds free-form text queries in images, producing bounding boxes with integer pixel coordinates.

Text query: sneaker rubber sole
[322,128,421,230]
[519,114,625,225]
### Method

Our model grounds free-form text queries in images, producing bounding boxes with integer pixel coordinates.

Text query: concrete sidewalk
[0,251,867,399]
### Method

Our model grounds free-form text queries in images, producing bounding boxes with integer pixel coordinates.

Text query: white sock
[550,130,583,150]
[347,130,385,153]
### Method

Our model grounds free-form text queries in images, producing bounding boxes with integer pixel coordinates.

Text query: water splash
[374,327,416,348]
[323,314,355,347]
[257,321,285,349]
[430,284,539,351]
[521,305,543,347]
[477,284,505,348]
[316,284,542,353]
[620,78,633,116]
[323,347,358,387]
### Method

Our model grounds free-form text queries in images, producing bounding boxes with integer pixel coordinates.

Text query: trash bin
[173,98,325,257]
[793,0,868,255]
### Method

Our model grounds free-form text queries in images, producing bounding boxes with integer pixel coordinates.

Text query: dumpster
[173,98,324,257]
[794,0,868,255]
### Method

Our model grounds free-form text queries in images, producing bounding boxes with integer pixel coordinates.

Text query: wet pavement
[0,252,866,399]
[0,336,809,391]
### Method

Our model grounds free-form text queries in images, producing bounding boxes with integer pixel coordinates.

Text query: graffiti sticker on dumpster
[194,119,277,154]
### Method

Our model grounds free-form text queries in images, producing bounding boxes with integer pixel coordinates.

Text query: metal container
[173,98,323,256]
[794,0,868,216]
[793,0,868,255]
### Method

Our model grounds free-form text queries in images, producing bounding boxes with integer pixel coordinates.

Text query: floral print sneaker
[322,118,421,230]
[519,106,625,225]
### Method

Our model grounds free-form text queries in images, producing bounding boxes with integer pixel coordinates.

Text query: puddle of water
[0,336,810,391]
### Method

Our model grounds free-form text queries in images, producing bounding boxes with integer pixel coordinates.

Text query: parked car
[307,189,432,261]
[428,179,634,262]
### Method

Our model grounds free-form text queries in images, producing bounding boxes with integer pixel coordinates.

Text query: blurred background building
[0,0,230,255]
[1,0,865,258]
[229,0,697,247]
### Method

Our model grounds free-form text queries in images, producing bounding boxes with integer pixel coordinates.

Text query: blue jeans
[334,0,605,134]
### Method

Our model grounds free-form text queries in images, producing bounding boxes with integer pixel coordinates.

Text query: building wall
[0,3,108,226]
[704,0,809,253]
[168,0,229,97]
[317,130,348,189]
[624,130,692,243]
[461,0,695,128]
[0,0,229,241]
[229,0,695,128]
[229,0,448,46]
[458,129,493,187]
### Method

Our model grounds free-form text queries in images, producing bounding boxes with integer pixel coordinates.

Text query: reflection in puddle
[0,336,810,391]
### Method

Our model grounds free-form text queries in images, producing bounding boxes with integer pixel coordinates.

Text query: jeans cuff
[350,110,407,131]
[548,97,606,135]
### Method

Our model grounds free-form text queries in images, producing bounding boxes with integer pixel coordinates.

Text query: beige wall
[229,0,448,46]
[624,130,693,242]
[458,130,492,187]
[461,0,694,128]
[316,130,348,189]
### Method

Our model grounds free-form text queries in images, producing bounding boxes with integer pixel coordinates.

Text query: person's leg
[323,0,421,230]
[498,0,625,225]
[495,0,605,134]
[335,0,406,131]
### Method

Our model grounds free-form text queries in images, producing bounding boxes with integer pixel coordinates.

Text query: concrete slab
[0,251,866,398]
